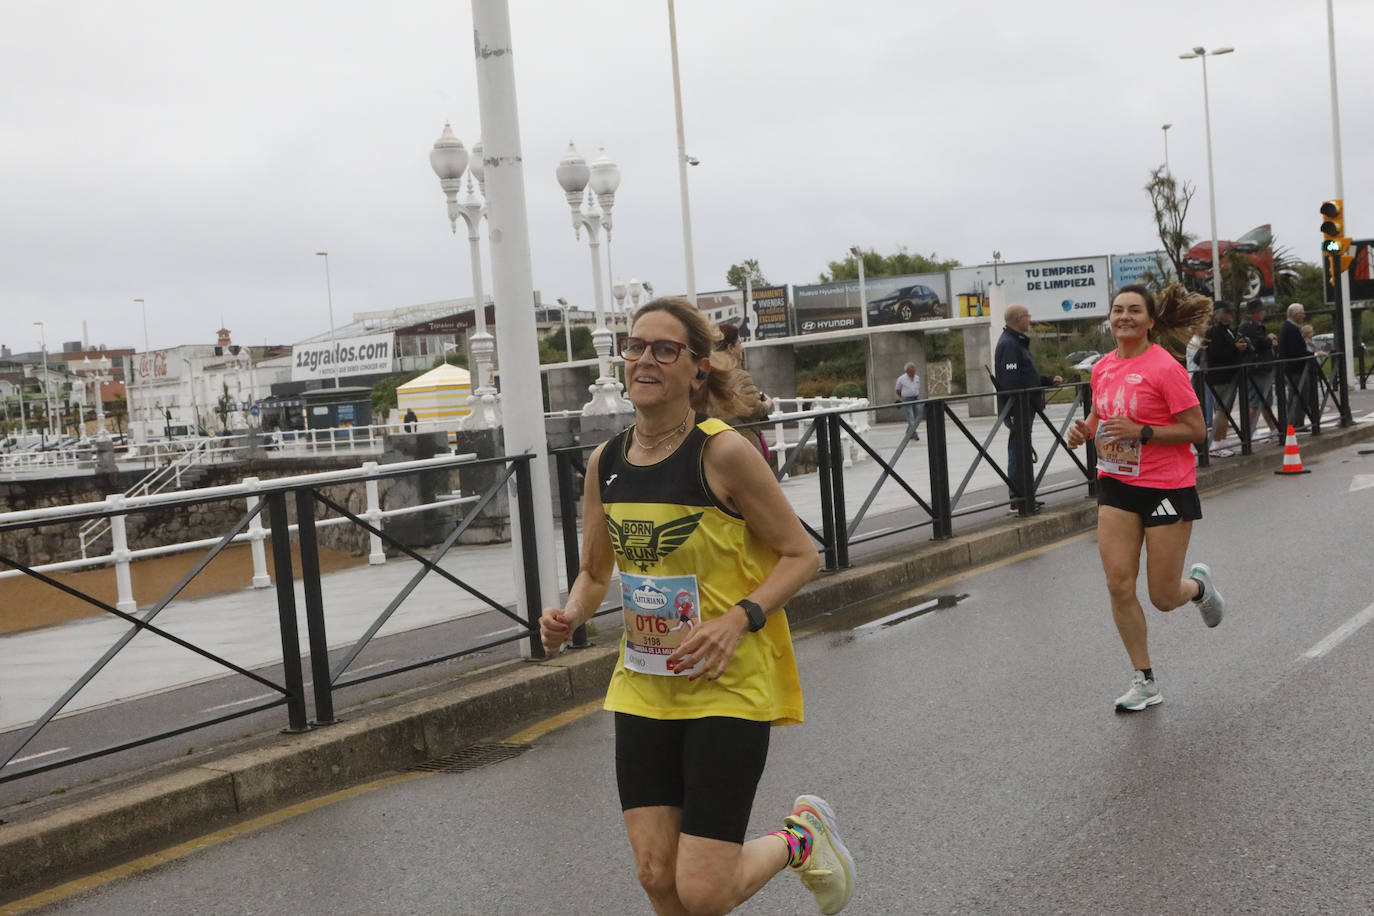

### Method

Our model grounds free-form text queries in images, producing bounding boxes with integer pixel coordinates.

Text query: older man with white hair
[1278,302,1316,430]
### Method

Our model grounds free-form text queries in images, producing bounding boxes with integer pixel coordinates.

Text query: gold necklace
[632,408,693,452]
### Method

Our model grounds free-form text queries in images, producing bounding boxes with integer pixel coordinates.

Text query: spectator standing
[403,407,418,432]
[894,362,923,440]
[994,304,1062,512]
[1237,299,1279,439]
[1203,302,1248,453]
[716,322,773,458]
[1278,302,1317,430]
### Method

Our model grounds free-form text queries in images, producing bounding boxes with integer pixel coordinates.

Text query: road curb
[2,419,1370,902]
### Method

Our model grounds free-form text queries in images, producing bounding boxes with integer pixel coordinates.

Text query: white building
[126,332,291,442]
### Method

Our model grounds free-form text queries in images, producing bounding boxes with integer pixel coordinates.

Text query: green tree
[1143,166,1196,287]
[370,370,425,416]
[819,246,960,282]
[109,393,127,434]
[725,258,769,290]
[539,326,596,364]
[215,383,235,431]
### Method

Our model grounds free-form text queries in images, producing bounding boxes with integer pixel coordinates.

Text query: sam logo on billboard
[1061,299,1098,312]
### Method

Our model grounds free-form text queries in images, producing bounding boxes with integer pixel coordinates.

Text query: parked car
[867,284,944,324]
[1065,350,1099,365]
[1182,224,1277,300]
[1072,353,1105,372]
[1310,333,1334,354]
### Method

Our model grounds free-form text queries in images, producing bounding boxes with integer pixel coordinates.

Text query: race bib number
[619,573,701,676]
[1096,434,1141,477]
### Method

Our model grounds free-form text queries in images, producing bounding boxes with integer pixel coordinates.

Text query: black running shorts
[1097,474,1202,527]
[614,713,770,844]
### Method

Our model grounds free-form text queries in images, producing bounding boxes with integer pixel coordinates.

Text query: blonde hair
[632,297,761,422]
[1116,283,1212,355]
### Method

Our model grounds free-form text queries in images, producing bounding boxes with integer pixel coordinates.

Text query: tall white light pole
[431,121,500,428]
[471,0,559,640]
[556,297,574,360]
[1161,122,1173,170]
[314,250,340,388]
[666,0,698,306]
[33,321,54,437]
[1325,0,1355,387]
[133,298,149,441]
[1179,45,1233,300]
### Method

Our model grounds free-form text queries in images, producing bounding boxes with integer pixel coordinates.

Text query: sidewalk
[2,396,1372,903]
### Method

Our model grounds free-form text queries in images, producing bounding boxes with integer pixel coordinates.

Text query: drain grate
[408,743,532,774]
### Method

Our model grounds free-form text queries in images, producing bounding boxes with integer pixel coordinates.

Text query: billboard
[1323,239,1374,304]
[1111,251,1169,292]
[746,285,791,340]
[948,266,993,318]
[291,333,394,382]
[989,255,1111,322]
[794,273,950,335]
[691,285,791,340]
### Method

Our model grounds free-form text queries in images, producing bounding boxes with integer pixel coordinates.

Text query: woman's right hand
[1067,418,1091,449]
[540,607,572,657]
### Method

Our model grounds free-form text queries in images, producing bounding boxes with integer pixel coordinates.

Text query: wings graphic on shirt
[606,512,704,572]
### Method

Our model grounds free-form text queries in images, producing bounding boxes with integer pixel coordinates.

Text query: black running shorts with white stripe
[1096,475,1202,527]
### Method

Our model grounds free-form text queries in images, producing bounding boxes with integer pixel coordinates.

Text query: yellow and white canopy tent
[395,363,472,424]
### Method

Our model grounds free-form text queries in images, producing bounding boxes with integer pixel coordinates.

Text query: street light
[666,0,698,305]
[314,251,340,388]
[32,321,54,438]
[1179,45,1234,300]
[850,246,869,330]
[133,298,150,441]
[81,355,113,439]
[430,122,499,428]
[555,297,574,361]
[556,141,629,415]
[1161,122,1173,170]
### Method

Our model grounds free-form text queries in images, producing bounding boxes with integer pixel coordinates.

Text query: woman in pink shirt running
[1067,284,1226,713]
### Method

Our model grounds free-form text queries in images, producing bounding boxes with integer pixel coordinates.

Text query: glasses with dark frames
[619,337,694,364]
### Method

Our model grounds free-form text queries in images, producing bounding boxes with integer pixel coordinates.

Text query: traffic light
[1321,199,1353,283]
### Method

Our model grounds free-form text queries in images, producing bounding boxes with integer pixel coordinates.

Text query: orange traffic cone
[1275,425,1310,475]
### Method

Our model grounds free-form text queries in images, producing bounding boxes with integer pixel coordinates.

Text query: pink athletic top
[1090,344,1199,489]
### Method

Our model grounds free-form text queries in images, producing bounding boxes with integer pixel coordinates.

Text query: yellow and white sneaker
[784,794,854,915]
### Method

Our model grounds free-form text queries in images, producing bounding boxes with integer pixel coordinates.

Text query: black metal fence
[0,453,544,785]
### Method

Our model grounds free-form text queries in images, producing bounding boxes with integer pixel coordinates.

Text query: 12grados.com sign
[291,333,395,381]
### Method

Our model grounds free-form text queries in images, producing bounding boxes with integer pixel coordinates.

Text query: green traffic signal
[1323,239,1342,252]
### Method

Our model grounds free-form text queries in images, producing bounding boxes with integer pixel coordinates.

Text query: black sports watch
[1140,425,1154,442]
[738,598,767,632]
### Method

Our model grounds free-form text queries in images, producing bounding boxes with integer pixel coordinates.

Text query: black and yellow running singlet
[598,416,803,725]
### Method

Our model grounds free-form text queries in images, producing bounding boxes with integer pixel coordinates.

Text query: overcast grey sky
[2,0,1370,355]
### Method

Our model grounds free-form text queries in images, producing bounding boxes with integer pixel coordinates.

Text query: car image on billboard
[866,284,945,324]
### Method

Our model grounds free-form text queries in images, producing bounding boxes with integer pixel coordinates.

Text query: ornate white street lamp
[431,122,500,428]
[556,142,630,415]
[81,355,113,439]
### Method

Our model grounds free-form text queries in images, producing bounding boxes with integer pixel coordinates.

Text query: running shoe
[1114,673,1162,712]
[785,794,854,915]
[1189,562,1224,628]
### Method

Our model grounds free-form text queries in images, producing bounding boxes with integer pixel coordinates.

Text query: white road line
[856,599,939,630]
[1303,602,1374,660]
[11,747,70,764]
[202,692,278,713]
[198,660,399,713]
[479,625,524,639]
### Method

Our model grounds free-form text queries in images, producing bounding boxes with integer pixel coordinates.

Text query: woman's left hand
[667,611,748,681]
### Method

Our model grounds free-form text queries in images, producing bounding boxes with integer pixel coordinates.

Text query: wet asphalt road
[32,442,1374,914]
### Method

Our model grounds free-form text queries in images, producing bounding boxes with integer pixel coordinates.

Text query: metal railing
[0,451,542,785]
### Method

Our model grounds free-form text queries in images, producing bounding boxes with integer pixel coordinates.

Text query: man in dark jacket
[1237,299,1279,438]
[1204,301,1248,449]
[1277,302,1316,430]
[994,304,1061,511]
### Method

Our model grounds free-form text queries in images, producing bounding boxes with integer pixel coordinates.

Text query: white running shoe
[1189,562,1224,628]
[785,794,855,914]
[1114,673,1162,712]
